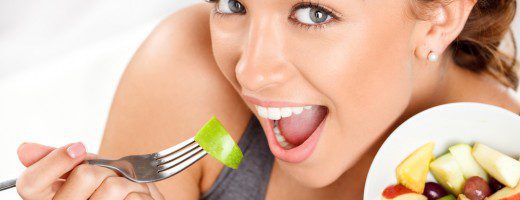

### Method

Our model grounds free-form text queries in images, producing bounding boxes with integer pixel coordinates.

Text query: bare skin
[15,1,520,199]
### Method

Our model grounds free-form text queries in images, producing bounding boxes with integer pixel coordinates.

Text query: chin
[276,141,362,189]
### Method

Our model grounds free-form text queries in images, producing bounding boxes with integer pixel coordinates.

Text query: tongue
[278,106,328,146]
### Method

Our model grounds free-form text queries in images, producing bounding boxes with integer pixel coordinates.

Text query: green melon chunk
[194,117,243,169]
[438,195,456,200]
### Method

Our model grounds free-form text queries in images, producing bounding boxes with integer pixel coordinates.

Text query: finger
[16,177,65,199]
[53,164,118,200]
[50,180,65,195]
[17,142,99,180]
[60,152,100,180]
[146,183,164,200]
[20,180,66,200]
[90,177,150,200]
[18,143,98,168]
[17,143,55,167]
[125,193,154,200]
[17,142,87,198]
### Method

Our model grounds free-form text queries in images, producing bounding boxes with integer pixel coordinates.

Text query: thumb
[17,143,98,167]
[17,143,55,167]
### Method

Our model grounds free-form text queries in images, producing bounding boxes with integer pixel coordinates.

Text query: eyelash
[206,0,341,30]
[291,1,339,30]
[207,0,243,18]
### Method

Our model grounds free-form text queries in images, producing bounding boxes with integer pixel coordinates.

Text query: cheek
[209,18,245,89]
[280,8,416,186]
[288,22,414,132]
[287,0,416,130]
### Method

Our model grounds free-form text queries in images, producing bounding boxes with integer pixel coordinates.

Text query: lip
[260,113,328,163]
[243,95,315,107]
[243,95,328,163]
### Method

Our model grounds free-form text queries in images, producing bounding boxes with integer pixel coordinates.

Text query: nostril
[236,69,284,92]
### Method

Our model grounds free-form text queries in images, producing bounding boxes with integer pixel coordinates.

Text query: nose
[235,16,292,93]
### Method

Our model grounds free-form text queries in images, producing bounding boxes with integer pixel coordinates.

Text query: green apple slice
[472,143,520,188]
[438,195,456,200]
[194,117,243,169]
[448,144,488,181]
[430,153,466,195]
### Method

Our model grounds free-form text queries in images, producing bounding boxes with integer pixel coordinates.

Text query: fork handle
[0,179,16,191]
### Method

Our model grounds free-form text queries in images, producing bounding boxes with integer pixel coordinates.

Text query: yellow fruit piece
[396,142,435,193]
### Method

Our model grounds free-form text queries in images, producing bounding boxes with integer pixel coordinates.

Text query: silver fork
[0,137,207,191]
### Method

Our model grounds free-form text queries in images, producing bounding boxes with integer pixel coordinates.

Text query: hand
[16,142,164,200]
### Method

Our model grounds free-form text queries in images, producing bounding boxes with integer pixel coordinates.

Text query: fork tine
[157,146,205,172]
[156,137,195,159]
[158,151,207,177]
[156,143,200,165]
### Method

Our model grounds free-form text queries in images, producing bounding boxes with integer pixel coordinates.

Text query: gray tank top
[201,116,274,200]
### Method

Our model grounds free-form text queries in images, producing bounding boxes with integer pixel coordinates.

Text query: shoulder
[99,3,251,198]
[140,3,213,58]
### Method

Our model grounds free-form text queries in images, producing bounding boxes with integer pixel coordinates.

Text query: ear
[415,0,477,60]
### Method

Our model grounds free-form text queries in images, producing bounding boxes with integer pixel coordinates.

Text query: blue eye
[294,7,332,25]
[217,0,246,14]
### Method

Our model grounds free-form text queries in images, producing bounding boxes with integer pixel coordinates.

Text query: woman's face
[209,0,424,187]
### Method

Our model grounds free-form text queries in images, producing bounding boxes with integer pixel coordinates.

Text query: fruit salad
[382,142,520,200]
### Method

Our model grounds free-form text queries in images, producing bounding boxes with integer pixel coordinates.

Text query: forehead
[229,0,410,23]
[237,0,364,9]
[230,0,405,18]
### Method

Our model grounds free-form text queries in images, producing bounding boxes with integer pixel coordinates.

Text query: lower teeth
[274,121,293,149]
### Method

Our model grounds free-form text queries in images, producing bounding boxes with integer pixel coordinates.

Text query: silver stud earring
[427,51,439,62]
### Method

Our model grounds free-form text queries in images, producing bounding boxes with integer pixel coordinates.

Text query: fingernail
[66,142,86,159]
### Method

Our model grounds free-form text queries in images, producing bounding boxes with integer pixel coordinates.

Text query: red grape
[463,176,492,200]
[488,177,505,192]
[423,182,449,200]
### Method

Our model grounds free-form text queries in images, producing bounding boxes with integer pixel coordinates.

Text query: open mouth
[255,104,329,163]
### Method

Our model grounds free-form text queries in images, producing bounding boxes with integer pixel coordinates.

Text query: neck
[404,53,520,120]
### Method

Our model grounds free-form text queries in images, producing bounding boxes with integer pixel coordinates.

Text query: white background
[0,1,519,199]
[0,0,198,198]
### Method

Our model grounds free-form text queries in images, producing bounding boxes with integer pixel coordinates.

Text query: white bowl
[364,103,520,199]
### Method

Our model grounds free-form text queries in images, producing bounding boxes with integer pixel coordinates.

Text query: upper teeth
[255,105,313,120]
